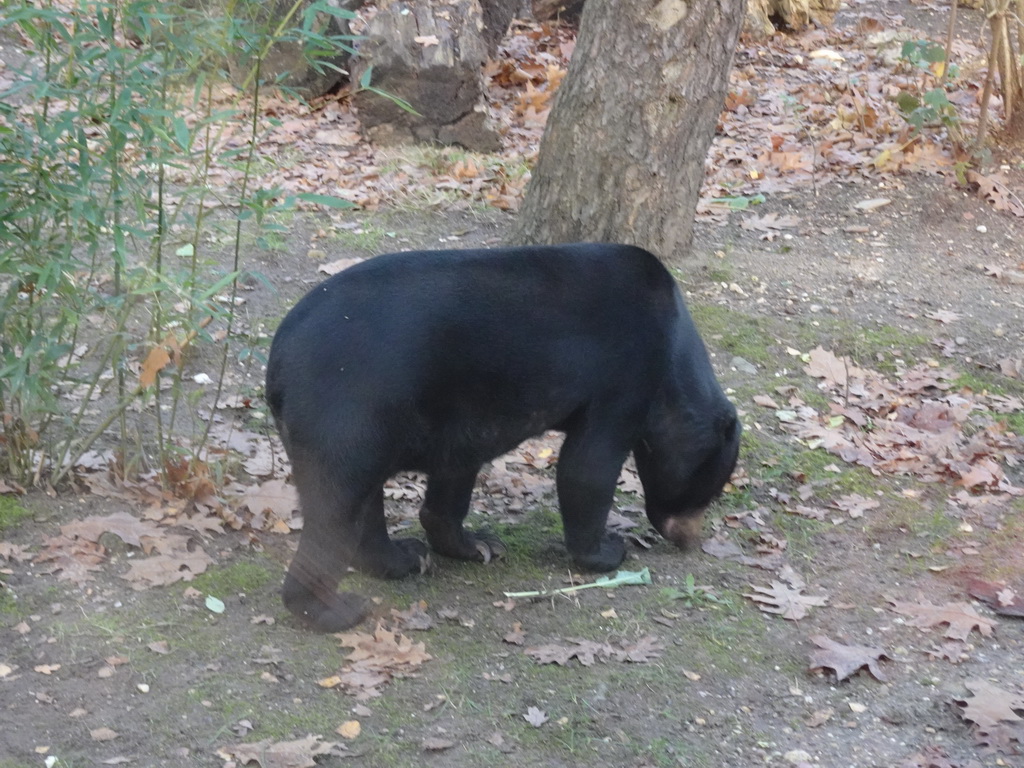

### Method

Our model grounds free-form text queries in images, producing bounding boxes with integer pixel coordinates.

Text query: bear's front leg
[419,470,507,563]
[347,487,430,579]
[556,432,629,572]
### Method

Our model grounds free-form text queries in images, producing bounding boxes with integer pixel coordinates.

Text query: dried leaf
[525,636,663,666]
[889,599,996,640]
[524,706,548,727]
[955,680,1024,729]
[216,734,338,768]
[243,478,300,522]
[926,309,959,324]
[966,578,1024,618]
[336,720,361,739]
[745,581,827,620]
[701,534,743,559]
[140,345,171,388]
[121,549,213,590]
[503,622,526,645]
[390,601,434,631]
[830,493,881,519]
[803,347,860,387]
[60,512,162,548]
[809,634,889,681]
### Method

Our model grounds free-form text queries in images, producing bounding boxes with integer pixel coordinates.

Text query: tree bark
[510,0,746,266]
[532,0,586,22]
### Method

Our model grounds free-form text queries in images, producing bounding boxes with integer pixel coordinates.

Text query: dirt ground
[2,6,1024,768]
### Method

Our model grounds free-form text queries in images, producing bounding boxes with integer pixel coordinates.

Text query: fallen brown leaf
[809,634,889,681]
[889,599,996,641]
[745,581,827,620]
[966,578,1024,618]
[955,679,1024,730]
[216,734,339,768]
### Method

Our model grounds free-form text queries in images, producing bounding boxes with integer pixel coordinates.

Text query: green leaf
[175,243,195,257]
[205,595,225,614]
[895,92,921,114]
[359,64,374,89]
[923,88,951,109]
[922,43,946,64]
[709,193,766,210]
[172,116,191,151]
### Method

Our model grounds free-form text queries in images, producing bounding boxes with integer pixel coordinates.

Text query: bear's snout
[658,512,706,550]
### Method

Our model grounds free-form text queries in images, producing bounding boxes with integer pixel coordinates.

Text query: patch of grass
[189,561,275,598]
[1002,411,1024,435]
[249,695,347,741]
[790,318,929,371]
[328,219,398,254]
[689,304,776,367]
[772,511,829,556]
[660,574,736,610]
[663,608,772,677]
[642,737,717,768]
[953,369,1024,398]
[0,496,32,532]
[0,587,19,615]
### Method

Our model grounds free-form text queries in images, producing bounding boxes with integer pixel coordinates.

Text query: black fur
[267,243,740,632]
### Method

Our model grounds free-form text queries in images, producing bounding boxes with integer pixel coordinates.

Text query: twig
[504,567,652,598]
[943,0,959,86]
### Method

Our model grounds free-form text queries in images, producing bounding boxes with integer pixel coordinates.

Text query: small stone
[137,683,150,693]
[730,356,758,375]
[784,749,812,764]
[976,225,987,233]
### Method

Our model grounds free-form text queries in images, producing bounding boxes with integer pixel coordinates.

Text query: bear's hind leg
[420,470,506,563]
[282,468,371,632]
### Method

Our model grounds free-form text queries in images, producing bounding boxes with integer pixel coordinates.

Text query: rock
[218,0,364,98]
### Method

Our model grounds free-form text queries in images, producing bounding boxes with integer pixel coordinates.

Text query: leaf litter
[776,347,1023,492]
[318,624,432,700]
[525,635,664,667]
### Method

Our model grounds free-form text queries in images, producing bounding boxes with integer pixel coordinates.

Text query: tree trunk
[532,0,586,22]
[350,0,501,151]
[510,0,746,265]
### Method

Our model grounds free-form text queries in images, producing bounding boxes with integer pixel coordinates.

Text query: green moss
[1002,411,1024,435]
[953,369,1024,399]
[788,318,929,371]
[0,496,32,532]
[249,696,347,740]
[689,304,776,367]
[0,587,18,615]
[189,561,275,597]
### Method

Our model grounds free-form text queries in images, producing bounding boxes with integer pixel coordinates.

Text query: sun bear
[266,243,740,632]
